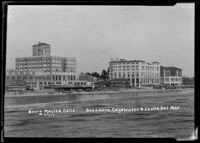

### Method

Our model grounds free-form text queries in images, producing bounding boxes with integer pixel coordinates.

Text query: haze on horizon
[6,4,194,77]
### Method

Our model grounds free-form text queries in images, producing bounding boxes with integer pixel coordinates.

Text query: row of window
[109,77,160,84]
[51,69,76,73]
[17,58,51,62]
[65,59,76,62]
[163,78,182,82]
[74,82,88,85]
[111,72,160,77]
[111,72,139,78]
[7,76,48,81]
[16,58,76,63]
[7,75,76,81]
[67,70,76,73]
[52,66,62,69]
[140,78,160,83]
[17,63,51,66]
[16,67,76,72]
[16,62,75,67]
[16,69,51,73]
[40,82,61,85]
[112,68,139,71]
[111,66,159,71]
[110,74,160,78]
[17,65,50,68]
[7,71,35,75]
[112,65,139,68]
[52,75,76,81]
[17,64,44,67]
[163,71,182,77]
[17,61,51,63]
[112,62,139,65]
[52,58,76,62]
[65,67,76,70]
[17,67,50,70]
[66,63,76,66]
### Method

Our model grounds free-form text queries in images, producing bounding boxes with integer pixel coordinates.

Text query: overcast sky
[6,4,194,77]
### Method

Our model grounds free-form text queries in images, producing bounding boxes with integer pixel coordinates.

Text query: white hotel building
[108,58,160,87]
[8,42,77,90]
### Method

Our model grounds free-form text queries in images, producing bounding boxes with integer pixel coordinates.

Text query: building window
[136,78,139,84]
[165,70,170,77]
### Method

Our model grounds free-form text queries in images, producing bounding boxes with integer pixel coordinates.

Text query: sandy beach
[5,87,194,98]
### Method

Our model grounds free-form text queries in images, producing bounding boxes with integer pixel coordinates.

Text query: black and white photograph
[3,3,196,140]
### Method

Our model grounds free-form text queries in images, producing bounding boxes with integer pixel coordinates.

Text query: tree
[85,72,91,75]
[91,72,100,78]
[182,76,194,85]
[101,69,108,81]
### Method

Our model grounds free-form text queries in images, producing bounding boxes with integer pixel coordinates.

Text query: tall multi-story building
[108,58,160,87]
[15,56,77,84]
[160,66,182,86]
[6,42,77,90]
[32,42,51,56]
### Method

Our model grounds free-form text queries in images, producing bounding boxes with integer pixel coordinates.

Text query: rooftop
[110,58,159,64]
[16,56,76,59]
[111,59,145,62]
[152,61,160,64]
[161,66,182,70]
[33,42,50,47]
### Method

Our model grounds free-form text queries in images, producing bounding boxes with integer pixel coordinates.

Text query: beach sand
[5,88,194,98]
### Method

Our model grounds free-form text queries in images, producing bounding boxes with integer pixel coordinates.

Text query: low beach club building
[108,58,160,87]
[160,66,182,87]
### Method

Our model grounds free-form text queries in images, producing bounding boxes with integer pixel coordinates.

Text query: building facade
[160,66,182,86]
[6,42,77,90]
[32,42,51,56]
[108,58,160,87]
[78,73,97,83]
[15,56,77,85]
[5,75,27,92]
